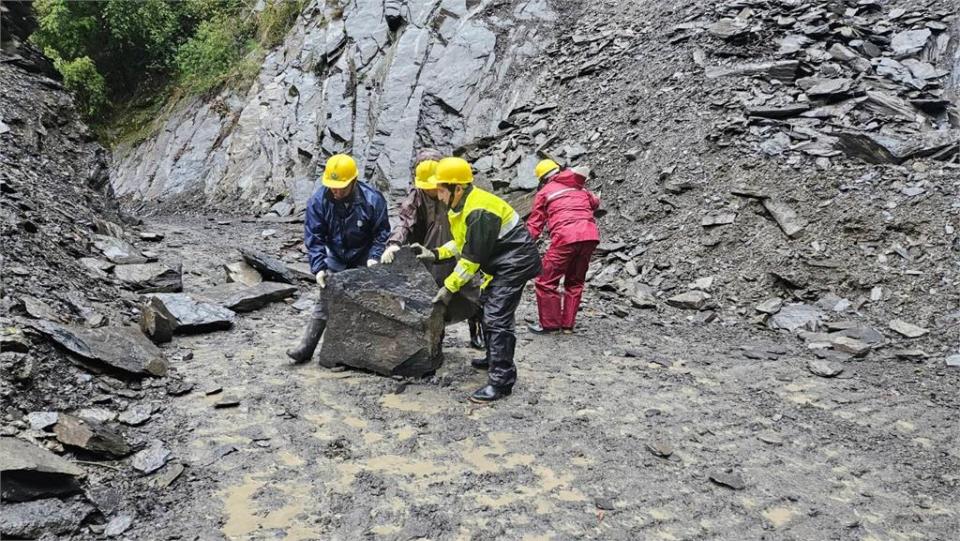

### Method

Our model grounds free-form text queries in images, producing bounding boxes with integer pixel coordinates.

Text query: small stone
[807,359,843,378]
[594,497,616,511]
[757,432,784,446]
[945,355,960,368]
[755,298,783,315]
[888,319,928,338]
[104,513,135,537]
[151,463,185,489]
[54,414,130,458]
[131,440,170,474]
[27,411,59,431]
[666,291,712,310]
[768,304,824,332]
[831,336,870,358]
[709,471,746,490]
[214,395,240,408]
[646,440,673,458]
[118,404,152,426]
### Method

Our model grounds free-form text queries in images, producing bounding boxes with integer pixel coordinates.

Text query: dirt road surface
[130,216,960,540]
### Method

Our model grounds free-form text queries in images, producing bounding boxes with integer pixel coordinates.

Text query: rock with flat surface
[104,513,135,537]
[114,262,183,293]
[831,336,871,357]
[131,440,170,474]
[0,437,85,501]
[889,319,929,338]
[0,498,93,539]
[666,291,712,310]
[891,28,931,56]
[92,234,147,264]
[140,294,236,338]
[54,414,130,457]
[705,60,798,80]
[224,261,263,286]
[320,248,444,377]
[756,298,783,314]
[197,281,297,312]
[768,304,823,332]
[835,130,960,164]
[240,248,294,283]
[709,471,746,490]
[808,359,843,378]
[762,199,806,237]
[33,321,168,377]
[26,411,58,431]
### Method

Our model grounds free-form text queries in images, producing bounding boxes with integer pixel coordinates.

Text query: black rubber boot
[471,357,489,370]
[468,316,485,350]
[286,319,326,364]
[469,384,512,403]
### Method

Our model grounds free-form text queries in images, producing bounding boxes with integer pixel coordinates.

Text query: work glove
[316,270,326,288]
[410,243,436,263]
[380,244,401,264]
[432,286,454,305]
[367,259,378,267]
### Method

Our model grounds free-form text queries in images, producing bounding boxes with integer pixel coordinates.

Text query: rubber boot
[468,316,485,350]
[286,319,326,364]
[469,384,512,403]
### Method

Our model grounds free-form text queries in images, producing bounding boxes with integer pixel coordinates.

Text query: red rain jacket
[526,169,600,246]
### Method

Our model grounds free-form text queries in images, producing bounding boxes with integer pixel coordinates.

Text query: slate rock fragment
[0,437,85,501]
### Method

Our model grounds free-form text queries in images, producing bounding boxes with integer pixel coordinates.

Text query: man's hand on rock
[316,270,326,288]
[380,244,401,264]
[410,243,436,263]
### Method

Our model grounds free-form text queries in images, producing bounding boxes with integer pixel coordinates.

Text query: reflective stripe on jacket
[526,169,600,246]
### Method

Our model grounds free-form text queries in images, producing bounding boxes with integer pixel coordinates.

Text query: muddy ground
[122,216,959,540]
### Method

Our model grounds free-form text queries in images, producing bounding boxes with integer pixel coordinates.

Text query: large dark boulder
[320,248,444,377]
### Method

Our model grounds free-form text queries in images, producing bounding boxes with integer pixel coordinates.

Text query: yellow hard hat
[434,157,473,185]
[535,159,560,180]
[414,160,438,190]
[322,154,358,188]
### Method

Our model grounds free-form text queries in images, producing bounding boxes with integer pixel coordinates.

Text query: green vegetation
[30,0,305,138]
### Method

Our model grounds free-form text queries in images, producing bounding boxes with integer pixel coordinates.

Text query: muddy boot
[286,319,325,364]
[469,384,512,403]
[468,316,485,350]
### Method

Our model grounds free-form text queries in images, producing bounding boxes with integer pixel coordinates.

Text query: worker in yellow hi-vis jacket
[410,157,541,403]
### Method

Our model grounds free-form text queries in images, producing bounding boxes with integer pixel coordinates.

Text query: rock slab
[140,294,236,340]
[321,248,444,377]
[54,414,130,458]
[0,498,93,538]
[0,437,85,501]
[113,262,183,293]
[198,281,297,312]
[33,321,168,377]
[240,248,294,283]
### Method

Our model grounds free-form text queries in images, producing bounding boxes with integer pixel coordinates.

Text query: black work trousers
[481,282,526,388]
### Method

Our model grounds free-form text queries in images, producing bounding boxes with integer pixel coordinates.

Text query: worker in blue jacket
[287,154,391,364]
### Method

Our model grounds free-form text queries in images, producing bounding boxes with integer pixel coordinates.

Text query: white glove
[316,270,326,288]
[380,244,401,264]
[410,243,436,263]
[367,259,378,267]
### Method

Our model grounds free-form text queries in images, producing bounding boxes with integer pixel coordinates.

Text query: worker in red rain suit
[525,160,600,334]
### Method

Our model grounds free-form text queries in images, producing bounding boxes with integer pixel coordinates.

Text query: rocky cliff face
[111,0,556,211]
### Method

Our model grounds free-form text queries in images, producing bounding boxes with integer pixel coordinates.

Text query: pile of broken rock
[700,0,958,165]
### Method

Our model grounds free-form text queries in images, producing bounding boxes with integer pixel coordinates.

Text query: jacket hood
[550,168,587,189]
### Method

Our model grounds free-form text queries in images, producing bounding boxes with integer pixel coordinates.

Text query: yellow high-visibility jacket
[434,186,541,292]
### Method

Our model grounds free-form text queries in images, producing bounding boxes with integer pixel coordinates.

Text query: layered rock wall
[111,0,556,210]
